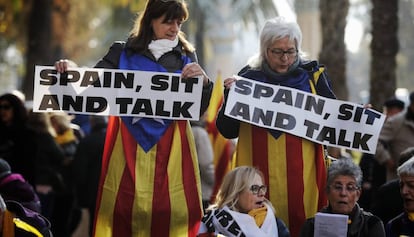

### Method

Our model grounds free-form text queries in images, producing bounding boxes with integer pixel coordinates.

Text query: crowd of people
[0,91,108,236]
[1,0,414,237]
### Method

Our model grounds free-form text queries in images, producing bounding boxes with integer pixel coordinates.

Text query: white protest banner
[224,76,386,154]
[33,66,203,120]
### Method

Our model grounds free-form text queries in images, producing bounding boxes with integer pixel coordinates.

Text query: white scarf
[148,37,179,60]
[199,203,279,237]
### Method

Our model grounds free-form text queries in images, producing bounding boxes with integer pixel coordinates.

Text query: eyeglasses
[268,48,298,59]
[330,184,360,193]
[250,185,267,195]
[0,104,12,110]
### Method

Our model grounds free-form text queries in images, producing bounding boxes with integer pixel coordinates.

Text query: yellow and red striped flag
[234,123,328,237]
[93,116,202,237]
[205,72,234,202]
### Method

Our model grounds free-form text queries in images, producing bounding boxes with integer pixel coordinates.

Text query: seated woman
[300,158,385,237]
[386,155,414,237]
[197,166,289,237]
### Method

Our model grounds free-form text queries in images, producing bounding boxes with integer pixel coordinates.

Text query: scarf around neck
[262,57,300,77]
[208,203,279,237]
[148,37,179,60]
[248,206,268,227]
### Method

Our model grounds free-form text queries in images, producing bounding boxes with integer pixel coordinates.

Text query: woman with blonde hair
[198,166,289,237]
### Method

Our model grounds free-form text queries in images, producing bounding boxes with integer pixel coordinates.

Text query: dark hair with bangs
[128,0,194,53]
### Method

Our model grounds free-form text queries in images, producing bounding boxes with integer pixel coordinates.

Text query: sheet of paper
[314,212,348,237]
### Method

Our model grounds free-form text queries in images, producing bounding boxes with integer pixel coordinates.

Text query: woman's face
[236,174,266,213]
[265,36,297,73]
[151,15,182,41]
[400,175,414,212]
[327,175,361,215]
[0,100,13,125]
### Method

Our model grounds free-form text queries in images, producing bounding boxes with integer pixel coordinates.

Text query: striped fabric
[234,123,328,237]
[205,73,233,202]
[207,126,233,203]
[93,116,203,237]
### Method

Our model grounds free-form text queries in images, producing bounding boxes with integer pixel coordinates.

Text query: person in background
[190,113,215,211]
[376,91,414,181]
[26,110,66,188]
[0,194,52,237]
[216,16,336,237]
[358,97,405,211]
[26,110,65,186]
[49,112,78,192]
[0,158,41,213]
[371,147,414,226]
[71,114,91,136]
[198,166,290,237]
[300,158,385,237]
[382,97,406,116]
[71,115,108,237]
[0,93,37,186]
[49,112,79,237]
[54,0,213,236]
[385,155,414,237]
[26,110,69,235]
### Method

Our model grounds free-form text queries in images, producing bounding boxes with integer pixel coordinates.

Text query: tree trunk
[370,0,398,111]
[23,0,53,100]
[23,0,68,100]
[319,0,349,100]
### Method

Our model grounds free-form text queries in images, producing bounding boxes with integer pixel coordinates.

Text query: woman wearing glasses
[300,158,385,237]
[198,166,290,237]
[216,16,336,237]
[55,0,213,236]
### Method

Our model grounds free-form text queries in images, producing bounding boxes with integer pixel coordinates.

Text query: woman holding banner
[55,0,213,236]
[216,16,336,237]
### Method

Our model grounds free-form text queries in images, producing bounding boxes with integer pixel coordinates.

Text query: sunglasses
[0,104,12,110]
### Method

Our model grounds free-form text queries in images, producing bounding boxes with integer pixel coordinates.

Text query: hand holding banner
[33,66,203,120]
[224,76,386,154]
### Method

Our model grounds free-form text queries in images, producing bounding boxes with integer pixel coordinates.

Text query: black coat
[300,204,385,237]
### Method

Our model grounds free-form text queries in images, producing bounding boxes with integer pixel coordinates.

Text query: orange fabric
[3,210,15,237]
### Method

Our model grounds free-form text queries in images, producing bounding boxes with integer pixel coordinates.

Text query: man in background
[359,97,405,210]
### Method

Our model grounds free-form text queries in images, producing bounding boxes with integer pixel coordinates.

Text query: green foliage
[0,0,26,44]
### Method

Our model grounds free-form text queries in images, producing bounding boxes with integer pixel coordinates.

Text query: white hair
[248,16,303,68]
[398,156,414,177]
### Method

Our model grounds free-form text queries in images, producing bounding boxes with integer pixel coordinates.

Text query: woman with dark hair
[0,92,37,185]
[55,0,213,236]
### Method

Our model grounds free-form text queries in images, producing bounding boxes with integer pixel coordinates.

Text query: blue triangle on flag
[121,116,172,152]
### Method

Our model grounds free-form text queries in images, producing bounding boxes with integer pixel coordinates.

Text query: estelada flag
[205,72,234,202]
[93,116,203,237]
[234,124,328,237]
